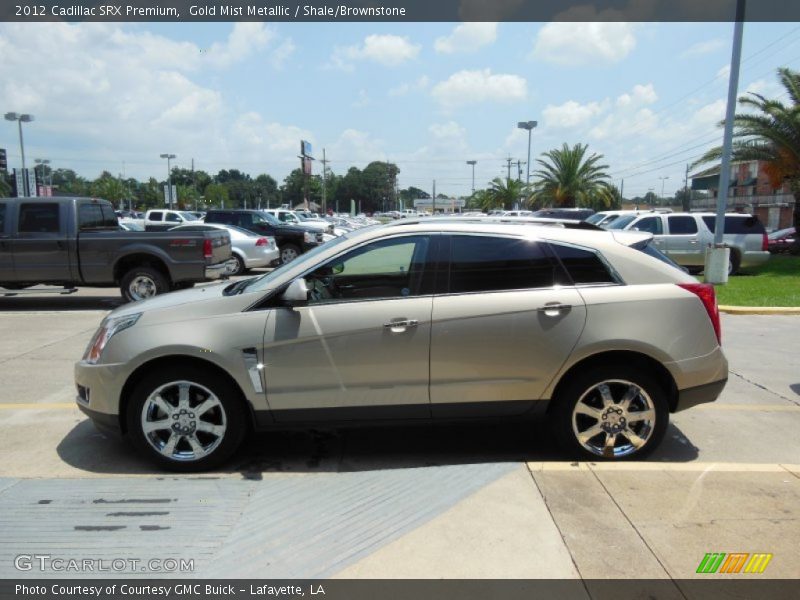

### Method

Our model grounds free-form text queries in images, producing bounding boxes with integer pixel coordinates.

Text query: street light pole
[5,112,34,196]
[517,120,538,187]
[160,153,176,209]
[466,160,477,194]
[659,176,670,205]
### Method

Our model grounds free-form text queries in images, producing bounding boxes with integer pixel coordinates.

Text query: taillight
[678,283,721,344]
[203,238,213,258]
[255,238,268,246]
[762,232,768,252]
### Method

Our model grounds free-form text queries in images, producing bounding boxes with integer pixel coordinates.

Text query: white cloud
[717,64,731,80]
[616,83,658,108]
[532,21,636,66]
[204,23,275,68]
[543,100,609,128]
[429,121,467,140]
[331,34,420,70]
[352,89,371,108]
[431,69,527,110]
[388,75,430,97]
[328,129,386,164]
[434,23,498,54]
[269,38,296,69]
[680,38,725,59]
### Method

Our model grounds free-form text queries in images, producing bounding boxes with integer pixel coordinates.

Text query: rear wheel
[728,250,741,276]
[280,243,301,264]
[550,365,669,460]
[126,366,246,471]
[120,267,169,302]
[227,254,246,276]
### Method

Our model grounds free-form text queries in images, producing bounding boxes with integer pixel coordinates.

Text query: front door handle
[688,239,698,245]
[537,303,572,316]
[383,318,419,332]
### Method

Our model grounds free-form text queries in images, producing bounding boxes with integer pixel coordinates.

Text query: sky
[0,20,798,198]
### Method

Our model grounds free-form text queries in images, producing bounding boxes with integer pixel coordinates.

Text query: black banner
[2,0,800,23]
[2,580,800,600]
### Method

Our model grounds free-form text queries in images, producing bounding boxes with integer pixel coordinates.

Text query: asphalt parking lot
[0,282,798,585]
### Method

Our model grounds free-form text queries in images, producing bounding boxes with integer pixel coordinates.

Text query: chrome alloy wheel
[128,275,158,301]
[571,379,656,458]
[281,246,299,263]
[141,380,227,462]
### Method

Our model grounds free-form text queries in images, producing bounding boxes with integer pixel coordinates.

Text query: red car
[767,227,796,253]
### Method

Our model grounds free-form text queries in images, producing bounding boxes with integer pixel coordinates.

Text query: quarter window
[448,236,556,293]
[668,216,698,235]
[18,203,60,233]
[549,243,617,285]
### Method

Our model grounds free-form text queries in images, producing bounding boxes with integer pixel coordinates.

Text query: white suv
[607,212,769,274]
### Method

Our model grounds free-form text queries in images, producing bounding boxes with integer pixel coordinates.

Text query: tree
[675,186,692,211]
[693,67,800,252]
[90,173,127,203]
[483,177,527,210]
[399,186,430,203]
[531,143,611,208]
[204,183,229,209]
[51,169,89,196]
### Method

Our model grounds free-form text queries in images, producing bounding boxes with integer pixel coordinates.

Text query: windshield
[237,233,356,294]
[254,212,280,226]
[606,215,638,230]
[584,213,606,225]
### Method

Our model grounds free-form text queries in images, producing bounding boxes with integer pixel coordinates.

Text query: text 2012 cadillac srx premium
[75,220,728,470]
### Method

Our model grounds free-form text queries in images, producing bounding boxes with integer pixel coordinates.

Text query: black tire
[549,364,669,461]
[120,266,169,302]
[728,250,741,276]
[228,254,246,276]
[126,365,247,472]
[280,243,301,264]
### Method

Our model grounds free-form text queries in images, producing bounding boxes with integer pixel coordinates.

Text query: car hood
[107,280,254,323]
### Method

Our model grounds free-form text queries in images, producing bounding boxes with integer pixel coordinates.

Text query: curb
[719,305,800,315]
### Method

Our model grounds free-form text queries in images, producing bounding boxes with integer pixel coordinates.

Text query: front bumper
[204,261,229,280]
[74,360,126,431]
[78,403,122,436]
[246,247,279,268]
[674,378,727,412]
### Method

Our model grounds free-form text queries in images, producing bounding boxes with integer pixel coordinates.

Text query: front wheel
[126,366,246,471]
[120,266,169,302]
[549,365,669,460]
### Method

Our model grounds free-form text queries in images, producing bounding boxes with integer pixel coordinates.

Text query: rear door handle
[537,303,572,316]
[383,318,419,332]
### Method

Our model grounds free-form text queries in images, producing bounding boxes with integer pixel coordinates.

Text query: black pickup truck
[204,209,324,264]
[0,197,232,302]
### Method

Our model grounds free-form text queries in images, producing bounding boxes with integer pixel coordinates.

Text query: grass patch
[700,255,800,306]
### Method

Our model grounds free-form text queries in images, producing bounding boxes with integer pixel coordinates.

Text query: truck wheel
[549,364,669,461]
[126,366,246,472]
[280,244,301,264]
[120,267,169,302]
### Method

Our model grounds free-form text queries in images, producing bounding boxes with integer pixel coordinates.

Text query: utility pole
[432,180,436,214]
[506,157,512,181]
[321,148,329,215]
[684,164,691,211]
[620,179,625,206]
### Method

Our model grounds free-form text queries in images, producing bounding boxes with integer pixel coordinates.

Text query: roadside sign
[301,140,313,157]
[163,184,177,206]
[13,168,25,197]
[0,148,7,171]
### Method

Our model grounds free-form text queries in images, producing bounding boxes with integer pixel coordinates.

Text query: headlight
[83,313,142,364]
[303,231,314,243]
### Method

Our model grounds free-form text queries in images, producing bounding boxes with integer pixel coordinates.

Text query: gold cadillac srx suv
[75,220,728,470]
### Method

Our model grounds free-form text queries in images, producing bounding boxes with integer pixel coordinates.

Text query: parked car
[144,210,201,231]
[118,220,144,231]
[0,197,232,302]
[502,210,534,217]
[606,212,769,274]
[169,223,279,275]
[263,209,334,235]
[767,227,796,254]
[204,209,324,264]
[586,209,672,227]
[75,219,727,470]
[532,208,596,220]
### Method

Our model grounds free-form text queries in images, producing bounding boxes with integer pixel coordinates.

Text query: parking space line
[0,403,76,410]
[694,403,800,412]
[528,461,800,473]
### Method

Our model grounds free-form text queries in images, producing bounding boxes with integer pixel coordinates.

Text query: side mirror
[332,263,345,275]
[282,278,309,306]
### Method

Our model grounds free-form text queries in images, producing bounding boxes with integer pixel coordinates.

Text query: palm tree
[693,67,800,252]
[482,177,529,211]
[531,143,611,208]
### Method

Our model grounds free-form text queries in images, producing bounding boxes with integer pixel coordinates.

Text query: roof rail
[385,216,604,231]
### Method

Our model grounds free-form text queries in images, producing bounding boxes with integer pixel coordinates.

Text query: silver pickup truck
[0,197,232,302]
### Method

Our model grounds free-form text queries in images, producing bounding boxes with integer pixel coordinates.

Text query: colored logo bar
[697,553,773,574]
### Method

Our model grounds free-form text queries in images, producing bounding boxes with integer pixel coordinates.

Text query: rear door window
[18,203,60,233]
[149,211,163,221]
[668,216,698,235]
[447,235,556,293]
[78,204,104,229]
[165,212,181,223]
[549,243,618,285]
